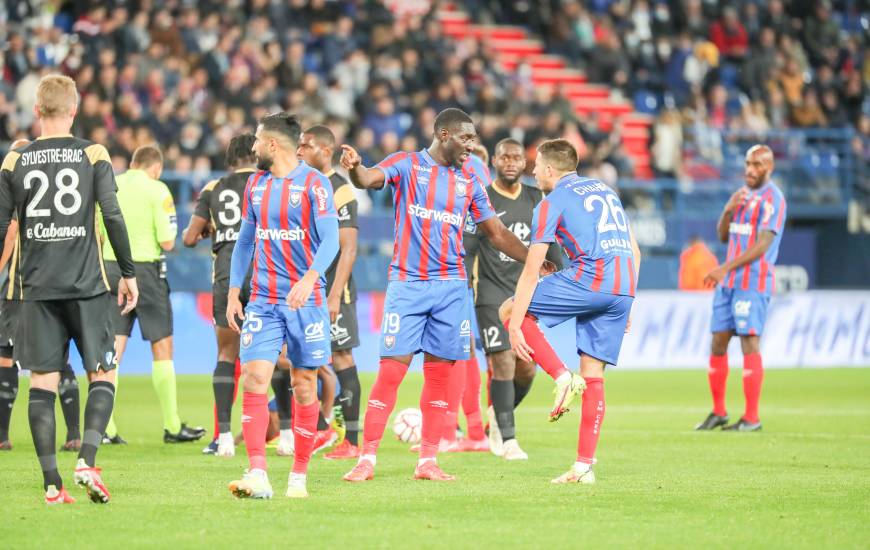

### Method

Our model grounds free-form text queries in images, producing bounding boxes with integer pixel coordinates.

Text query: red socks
[241,391,269,471]
[577,377,605,464]
[462,359,484,441]
[443,359,466,442]
[743,353,764,423]
[507,314,569,381]
[419,361,451,459]
[709,354,729,416]
[361,359,409,456]
[292,399,320,474]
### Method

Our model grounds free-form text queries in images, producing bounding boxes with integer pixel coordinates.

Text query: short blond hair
[36,74,78,119]
[131,145,163,169]
[537,139,578,173]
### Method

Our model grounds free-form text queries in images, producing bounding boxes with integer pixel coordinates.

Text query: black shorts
[106,261,173,342]
[0,299,20,354]
[476,304,511,354]
[330,300,360,352]
[213,278,251,329]
[18,293,117,373]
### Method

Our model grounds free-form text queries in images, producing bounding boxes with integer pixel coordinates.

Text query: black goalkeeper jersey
[193,168,255,285]
[0,136,134,300]
[465,182,563,306]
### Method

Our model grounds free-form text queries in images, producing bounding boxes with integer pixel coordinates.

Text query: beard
[256,154,273,171]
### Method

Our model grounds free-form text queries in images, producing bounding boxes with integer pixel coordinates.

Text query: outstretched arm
[339,145,387,190]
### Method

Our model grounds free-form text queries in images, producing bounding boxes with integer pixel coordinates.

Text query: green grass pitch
[2,368,868,548]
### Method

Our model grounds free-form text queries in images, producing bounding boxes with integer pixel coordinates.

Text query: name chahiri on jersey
[19,148,84,166]
[25,222,87,241]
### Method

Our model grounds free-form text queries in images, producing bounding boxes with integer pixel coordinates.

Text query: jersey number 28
[23,169,82,217]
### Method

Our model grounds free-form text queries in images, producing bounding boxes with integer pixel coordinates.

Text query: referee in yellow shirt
[102,146,205,444]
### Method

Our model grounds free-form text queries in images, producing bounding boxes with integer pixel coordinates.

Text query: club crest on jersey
[456,182,467,197]
[384,335,396,350]
[289,191,302,207]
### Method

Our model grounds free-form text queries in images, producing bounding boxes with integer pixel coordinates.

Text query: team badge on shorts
[241,332,253,348]
[289,191,302,207]
[384,335,396,350]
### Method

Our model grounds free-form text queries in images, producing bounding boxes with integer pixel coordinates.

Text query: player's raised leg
[500,299,584,422]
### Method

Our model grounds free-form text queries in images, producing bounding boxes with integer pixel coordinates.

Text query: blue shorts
[380,280,472,360]
[527,271,633,366]
[711,287,770,336]
[239,300,331,369]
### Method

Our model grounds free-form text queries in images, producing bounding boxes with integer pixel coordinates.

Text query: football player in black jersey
[184,134,257,457]
[0,75,137,504]
[0,140,81,453]
[465,138,563,460]
[296,126,363,459]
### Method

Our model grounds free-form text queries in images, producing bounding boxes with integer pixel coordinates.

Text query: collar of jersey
[490,180,522,200]
[267,161,306,182]
[419,149,462,171]
[555,172,584,189]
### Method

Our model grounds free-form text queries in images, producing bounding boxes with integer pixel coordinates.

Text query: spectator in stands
[803,1,842,66]
[652,108,683,179]
[791,88,828,128]
[709,6,749,62]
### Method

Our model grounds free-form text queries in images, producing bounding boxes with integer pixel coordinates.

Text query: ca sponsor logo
[734,300,752,317]
[304,321,325,342]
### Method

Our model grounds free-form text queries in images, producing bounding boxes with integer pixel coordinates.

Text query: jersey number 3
[584,194,627,233]
[23,169,82,217]
[217,189,241,226]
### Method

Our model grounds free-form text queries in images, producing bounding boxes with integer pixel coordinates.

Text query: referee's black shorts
[106,260,173,342]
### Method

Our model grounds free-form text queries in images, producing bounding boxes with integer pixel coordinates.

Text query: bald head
[744,144,774,189]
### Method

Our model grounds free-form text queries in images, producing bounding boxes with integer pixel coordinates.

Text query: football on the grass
[392,408,423,443]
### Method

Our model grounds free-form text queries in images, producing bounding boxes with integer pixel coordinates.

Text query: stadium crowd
[0,0,867,188]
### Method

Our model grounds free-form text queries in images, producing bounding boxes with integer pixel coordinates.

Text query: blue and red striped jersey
[376,149,496,281]
[531,174,636,296]
[241,162,337,305]
[723,181,786,294]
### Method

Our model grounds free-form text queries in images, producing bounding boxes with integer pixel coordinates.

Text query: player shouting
[226,112,339,499]
[501,139,641,484]
[0,74,138,503]
[340,108,531,482]
[696,145,786,432]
